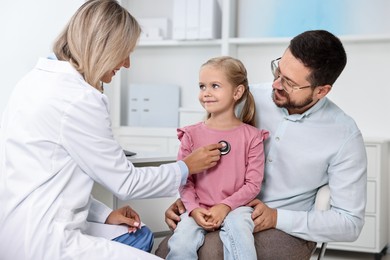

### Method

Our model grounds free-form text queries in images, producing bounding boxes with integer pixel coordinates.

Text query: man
[156,30,367,259]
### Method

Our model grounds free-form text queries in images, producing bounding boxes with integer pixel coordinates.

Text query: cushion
[155,229,316,259]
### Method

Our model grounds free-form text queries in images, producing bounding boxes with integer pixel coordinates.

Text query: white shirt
[0,57,181,259]
[251,83,367,243]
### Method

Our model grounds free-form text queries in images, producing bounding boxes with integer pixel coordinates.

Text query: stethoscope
[218,140,231,155]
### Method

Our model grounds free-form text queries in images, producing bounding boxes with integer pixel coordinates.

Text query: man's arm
[280,134,366,242]
[250,134,367,242]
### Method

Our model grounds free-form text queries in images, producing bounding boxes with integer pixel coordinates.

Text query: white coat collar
[36,57,84,81]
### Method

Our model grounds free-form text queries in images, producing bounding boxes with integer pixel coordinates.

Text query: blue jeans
[166,206,256,260]
[112,226,154,253]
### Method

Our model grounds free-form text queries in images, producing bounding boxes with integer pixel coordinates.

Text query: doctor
[0,0,222,259]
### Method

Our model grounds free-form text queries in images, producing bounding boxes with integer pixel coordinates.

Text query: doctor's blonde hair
[53,0,141,91]
[202,56,257,127]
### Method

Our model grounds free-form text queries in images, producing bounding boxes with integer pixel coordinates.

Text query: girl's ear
[233,84,245,101]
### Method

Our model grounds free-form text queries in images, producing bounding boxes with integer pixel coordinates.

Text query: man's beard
[272,89,314,111]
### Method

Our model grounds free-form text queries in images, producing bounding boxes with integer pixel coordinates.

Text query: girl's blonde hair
[202,56,257,127]
[53,0,141,91]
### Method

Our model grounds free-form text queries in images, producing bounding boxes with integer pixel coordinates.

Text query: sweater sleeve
[177,128,200,214]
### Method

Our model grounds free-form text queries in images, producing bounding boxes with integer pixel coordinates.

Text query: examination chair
[155,185,331,260]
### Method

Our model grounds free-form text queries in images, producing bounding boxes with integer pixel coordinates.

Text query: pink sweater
[178,122,269,214]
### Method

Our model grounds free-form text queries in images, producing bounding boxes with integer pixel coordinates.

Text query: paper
[85,222,128,240]
[84,222,144,240]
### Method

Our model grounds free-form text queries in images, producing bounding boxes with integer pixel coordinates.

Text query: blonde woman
[0,1,222,259]
[166,57,268,260]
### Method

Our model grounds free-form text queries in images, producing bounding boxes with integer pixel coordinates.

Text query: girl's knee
[224,207,254,229]
[225,207,253,220]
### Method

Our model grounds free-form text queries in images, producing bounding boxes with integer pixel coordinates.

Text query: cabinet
[113,126,180,155]
[110,0,286,132]
[326,139,389,256]
[107,0,390,149]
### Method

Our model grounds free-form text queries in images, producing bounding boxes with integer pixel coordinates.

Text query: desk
[126,153,176,166]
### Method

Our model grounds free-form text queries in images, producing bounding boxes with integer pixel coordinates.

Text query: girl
[166,56,268,260]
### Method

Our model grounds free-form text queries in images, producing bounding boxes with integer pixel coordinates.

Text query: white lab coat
[0,58,181,260]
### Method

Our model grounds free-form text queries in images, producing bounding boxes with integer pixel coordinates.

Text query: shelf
[113,126,176,137]
[228,37,291,45]
[364,137,390,143]
[338,34,390,43]
[111,0,390,132]
[230,34,390,45]
[138,39,222,47]
[137,34,390,48]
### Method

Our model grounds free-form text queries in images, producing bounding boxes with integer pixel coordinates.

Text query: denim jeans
[166,206,256,260]
[112,226,154,253]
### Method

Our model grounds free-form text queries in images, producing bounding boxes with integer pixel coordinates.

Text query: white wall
[330,39,390,140]
[0,0,84,121]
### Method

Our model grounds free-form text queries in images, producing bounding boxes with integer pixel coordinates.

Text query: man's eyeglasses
[271,57,313,94]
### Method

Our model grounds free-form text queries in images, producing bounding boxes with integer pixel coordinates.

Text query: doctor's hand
[247,199,277,233]
[183,143,223,174]
[105,205,141,233]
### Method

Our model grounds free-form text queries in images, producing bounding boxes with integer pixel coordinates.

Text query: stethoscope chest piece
[218,140,231,155]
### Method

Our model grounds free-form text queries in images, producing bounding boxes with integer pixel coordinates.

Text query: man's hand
[165,199,186,230]
[247,199,277,233]
[183,143,223,174]
[190,208,215,231]
[105,205,141,233]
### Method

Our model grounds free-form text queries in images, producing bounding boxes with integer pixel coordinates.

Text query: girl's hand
[105,205,141,233]
[207,204,231,228]
[190,207,216,231]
